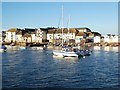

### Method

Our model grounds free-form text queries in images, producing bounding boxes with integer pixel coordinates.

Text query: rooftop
[6,28,17,32]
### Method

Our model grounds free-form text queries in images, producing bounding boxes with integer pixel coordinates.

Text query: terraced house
[5,28,17,43]
[47,27,96,45]
[3,27,104,46]
[4,28,48,44]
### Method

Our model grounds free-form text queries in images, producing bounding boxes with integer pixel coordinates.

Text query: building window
[50,35,52,39]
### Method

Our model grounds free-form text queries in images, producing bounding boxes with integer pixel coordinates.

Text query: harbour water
[2,46,120,89]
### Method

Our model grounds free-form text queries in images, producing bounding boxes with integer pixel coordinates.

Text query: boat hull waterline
[53,51,83,58]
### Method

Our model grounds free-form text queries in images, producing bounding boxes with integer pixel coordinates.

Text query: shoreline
[4,44,120,49]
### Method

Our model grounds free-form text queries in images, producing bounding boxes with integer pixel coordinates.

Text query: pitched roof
[55,28,78,33]
[56,28,62,33]
[16,31,22,35]
[76,32,84,36]
[23,33,31,37]
[86,32,93,36]
[76,27,91,32]
[47,29,56,34]
[92,32,101,36]
[6,28,17,32]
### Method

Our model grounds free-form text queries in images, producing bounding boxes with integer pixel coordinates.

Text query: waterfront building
[62,28,77,44]
[17,28,48,44]
[47,27,94,45]
[104,34,113,44]
[23,28,36,43]
[104,35,110,43]
[40,28,49,43]
[15,28,35,44]
[15,29,24,43]
[75,27,93,43]
[34,28,43,43]
[23,28,48,43]
[4,27,49,45]
[3,27,108,46]
[47,27,78,45]
[76,27,91,33]
[103,34,119,44]
[5,28,17,43]
[75,32,84,43]
[2,31,6,42]
[93,36,101,43]
[111,35,118,43]
[92,32,101,43]
[47,28,56,44]
[55,28,78,45]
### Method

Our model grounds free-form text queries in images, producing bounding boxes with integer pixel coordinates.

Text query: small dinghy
[19,46,26,50]
[0,44,7,52]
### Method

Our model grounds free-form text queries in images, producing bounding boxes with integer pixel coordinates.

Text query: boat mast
[67,15,70,45]
[61,5,64,46]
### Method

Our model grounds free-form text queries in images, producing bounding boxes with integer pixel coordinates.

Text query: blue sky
[2,2,118,35]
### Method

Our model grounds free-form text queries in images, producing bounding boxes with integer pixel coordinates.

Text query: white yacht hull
[63,52,79,57]
[53,50,80,57]
[53,50,64,57]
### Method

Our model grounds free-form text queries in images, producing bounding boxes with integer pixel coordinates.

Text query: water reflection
[93,46,119,52]
[93,46,101,50]
[2,46,119,88]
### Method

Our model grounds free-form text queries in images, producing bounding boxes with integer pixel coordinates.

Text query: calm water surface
[2,46,120,89]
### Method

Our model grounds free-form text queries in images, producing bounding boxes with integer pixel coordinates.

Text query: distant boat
[36,46,47,50]
[0,44,7,52]
[0,49,7,52]
[53,46,91,58]
[19,46,26,50]
[63,51,81,57]
[53,46,83,58]
[53,50,65,57]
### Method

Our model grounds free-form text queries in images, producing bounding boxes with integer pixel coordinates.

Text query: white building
[104,35,110,43]
[47,28,56,43]
[34,28,43,43]
[94,36,101,43]
[5,28,17,43]
[75,32,84,43]
[103,35,119,43]
[16,34,22,42]
[112,35,118,43]
[47,28,77,45]
[104,35,119,43]
[62,28,76,44]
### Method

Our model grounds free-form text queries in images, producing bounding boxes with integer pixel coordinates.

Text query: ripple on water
[2,47,120,88]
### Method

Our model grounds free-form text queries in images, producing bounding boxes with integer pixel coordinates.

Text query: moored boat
[0,44,7,52]
[52,6,91,58]
[0,49,7,52]
[53,47,82,58]
[63,51,80,57]
[19,46,26,50]
[53,50,65,57]
[53,46,92,58]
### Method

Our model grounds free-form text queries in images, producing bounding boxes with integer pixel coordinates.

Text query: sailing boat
[53,6,81,58]
[53,5,65,57]
[59,15,82,57]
